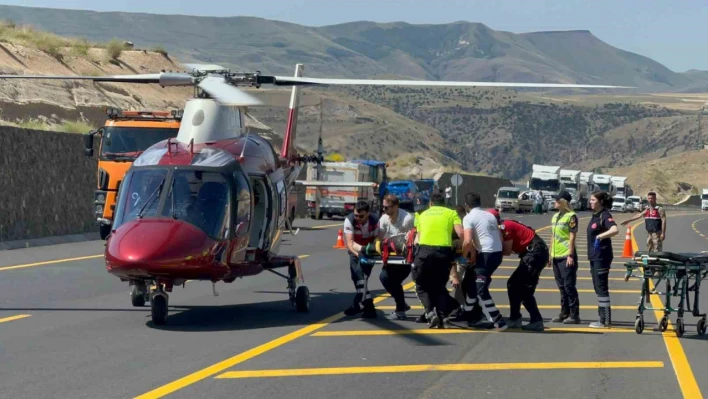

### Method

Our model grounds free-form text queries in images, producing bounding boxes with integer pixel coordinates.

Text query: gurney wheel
[659,316,669,332]
[697,318,706,336]
[634,316,644,334]
[676,318,685,337]
[295,286,310,313]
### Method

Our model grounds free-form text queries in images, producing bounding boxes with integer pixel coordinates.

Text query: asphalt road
[1,211,707,399]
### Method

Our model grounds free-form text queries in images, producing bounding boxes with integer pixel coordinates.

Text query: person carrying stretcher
[489,209,549,331]
[343,201,381,319]
[377,194,415,320]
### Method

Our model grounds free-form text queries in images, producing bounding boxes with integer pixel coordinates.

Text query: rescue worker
[490,209,549,331]
[343,201,380,319]
[587,191,619,328]
[621,191,666,252]
[550,190,581,324]
[461,192,508,331]
[412,191,463,328]
[450,205,470,309]
[378,194,415,320]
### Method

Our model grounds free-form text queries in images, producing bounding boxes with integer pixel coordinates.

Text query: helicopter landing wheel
[150,290,168,325]
[130,283,147,307]
[295,286,310,313]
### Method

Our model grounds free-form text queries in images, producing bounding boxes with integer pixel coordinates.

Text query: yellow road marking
[0,314,31,324]
[631,221,702,399]
[134,282,416,398]
[311,327,638,336]
[0,255,104,272]
[488,288,640,294]
[499,275,629,281]
[215,361,664,379]
[376,305,638,310]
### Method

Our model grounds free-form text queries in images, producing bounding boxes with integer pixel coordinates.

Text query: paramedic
[587,191,619,328]
[343,201,381,319]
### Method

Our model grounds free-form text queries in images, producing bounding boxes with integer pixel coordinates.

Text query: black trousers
[590,258,612,318]
[411,246,454,316]
[462,251,503,322]
[552,256,579,317]
[379,264,411,311]
[350,253,374,307]
[507,236,549,323]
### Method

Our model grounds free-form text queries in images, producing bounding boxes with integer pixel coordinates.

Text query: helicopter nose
[106,219,214,270]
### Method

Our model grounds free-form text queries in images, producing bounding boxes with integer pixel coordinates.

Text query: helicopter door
[247,176,274,250]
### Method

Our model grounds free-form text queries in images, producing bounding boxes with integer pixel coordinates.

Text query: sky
[1,0,705,72]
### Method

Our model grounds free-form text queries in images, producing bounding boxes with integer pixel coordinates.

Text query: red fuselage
[104,134,289,284]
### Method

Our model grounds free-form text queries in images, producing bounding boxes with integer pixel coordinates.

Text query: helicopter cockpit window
[161,170,230,240]
[113,168,169,228]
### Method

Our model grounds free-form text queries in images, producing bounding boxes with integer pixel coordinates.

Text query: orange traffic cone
[333,229,346,249]
[622,226,634,258]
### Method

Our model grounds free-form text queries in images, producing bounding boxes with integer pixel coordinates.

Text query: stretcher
[623,251,708,337]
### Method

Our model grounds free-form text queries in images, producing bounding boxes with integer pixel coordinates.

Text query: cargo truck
[528,164,564,211]
[560,169,588,211]
[703,189,708,211]
[305,161,379,219]
[593,174,616,196]
[611,176,629,197]
[83,107,182,239]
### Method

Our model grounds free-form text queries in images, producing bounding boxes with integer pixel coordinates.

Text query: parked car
[386,180,419,211]
[611,195,627,213]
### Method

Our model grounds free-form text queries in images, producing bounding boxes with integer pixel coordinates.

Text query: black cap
[553,190,572,203]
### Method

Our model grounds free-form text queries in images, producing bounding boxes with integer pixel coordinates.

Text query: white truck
[594,174,616,196]
[611,176,629,197]
[305,162,377,219]
[560,169,588,211]
[528,164,564,211]
[580,172,595,208]
[702,189,708,211]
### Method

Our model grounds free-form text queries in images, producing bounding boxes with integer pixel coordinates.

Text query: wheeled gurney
[623,251,708,336]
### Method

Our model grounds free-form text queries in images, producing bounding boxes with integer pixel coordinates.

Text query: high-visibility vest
[551,211,576,258]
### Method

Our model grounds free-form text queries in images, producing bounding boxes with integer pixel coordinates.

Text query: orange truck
[83,107,182,239]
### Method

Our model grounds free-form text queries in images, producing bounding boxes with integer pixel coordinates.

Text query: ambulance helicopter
[0,65,630,325]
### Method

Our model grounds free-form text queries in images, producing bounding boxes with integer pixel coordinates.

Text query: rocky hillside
[1,4,707,91]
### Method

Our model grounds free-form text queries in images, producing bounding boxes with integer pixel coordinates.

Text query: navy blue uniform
[586,209,617,326]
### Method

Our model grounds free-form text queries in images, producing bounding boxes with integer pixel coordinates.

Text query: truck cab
[702,189,708,211]
[413,179,435,202]
[84,107,182,239]
[386,180,419,212]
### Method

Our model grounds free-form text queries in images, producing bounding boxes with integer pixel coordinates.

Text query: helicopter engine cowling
[105,218,229,281]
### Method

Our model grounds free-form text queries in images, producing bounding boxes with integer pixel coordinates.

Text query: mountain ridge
[0,4,706,92]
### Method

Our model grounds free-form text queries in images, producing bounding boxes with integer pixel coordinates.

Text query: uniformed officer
[343,201,380,319]
[550,190,581,324]
[587,191,619,328]
[412,191,463,328]
[621,191,666,252]
[491,209,549,331]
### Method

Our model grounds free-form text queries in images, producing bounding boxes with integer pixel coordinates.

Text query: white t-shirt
[463,207,502,253]
[445,187,452,198]
[379,209,414,238]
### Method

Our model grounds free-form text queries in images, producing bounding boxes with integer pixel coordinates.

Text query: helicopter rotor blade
[0,72,195,87]
[197,76,263,106]
[269,76,635,89]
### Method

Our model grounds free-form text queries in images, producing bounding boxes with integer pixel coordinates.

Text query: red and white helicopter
[0,64,630,325]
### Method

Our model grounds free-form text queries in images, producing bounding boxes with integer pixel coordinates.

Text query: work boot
[361,299,377,319]
[563,306,581,324]
[344,304,362,316]
[522,320,545,332]
[507,318,523,329]
[415,313,427,323]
